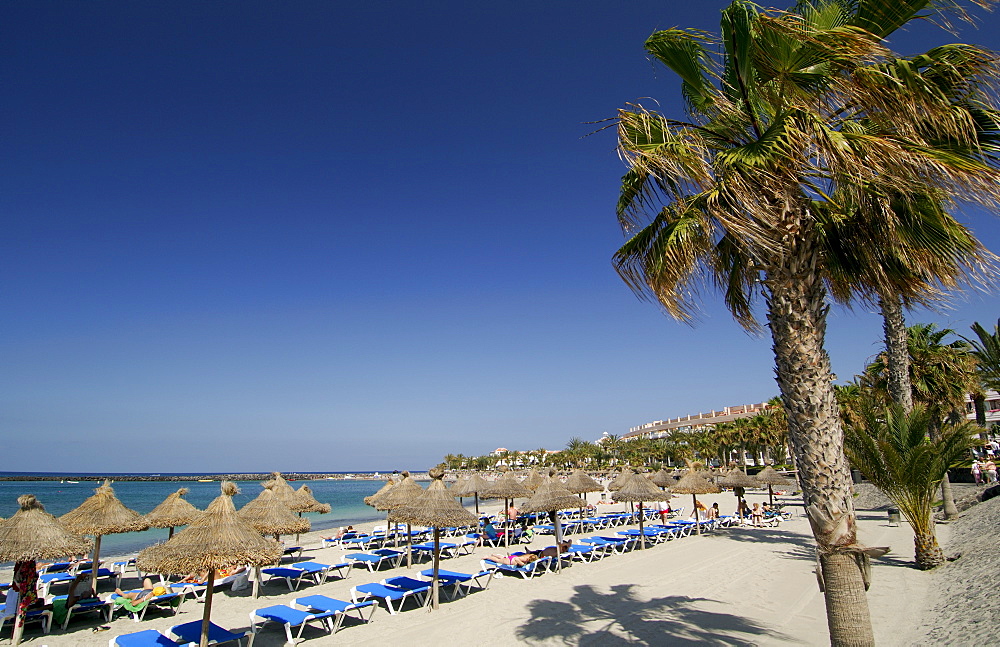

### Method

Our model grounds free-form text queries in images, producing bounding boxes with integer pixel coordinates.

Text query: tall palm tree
[864,322,979,518]
[844,405,975,569]
[613,2,1000,642]
[964,319,1000,436]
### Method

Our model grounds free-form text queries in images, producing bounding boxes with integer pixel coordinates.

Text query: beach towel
[113,596,150,614]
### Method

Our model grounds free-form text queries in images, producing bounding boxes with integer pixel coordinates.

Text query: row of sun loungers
[100,510,739,646]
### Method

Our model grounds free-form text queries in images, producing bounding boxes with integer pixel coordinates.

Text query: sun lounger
[52,593,113,630]
[344,549,403,572]
[340,534,376,550]
[259,567,316,591]
[111,589,186,622]
[108,629,192,647]
[38,571,77,598]
[409,541,458,561]
[481,555,552,579]
[169,620,246,646]
[351,580,428,615]
[249,604,341,644]
[565,544,598,562]
[419,568,494,599]
[77,567,122,589]
[0,590,52,634]
[293,595,377,632]
[176,569,250,600]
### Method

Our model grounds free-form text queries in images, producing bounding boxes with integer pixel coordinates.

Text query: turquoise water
[0,477,386,560]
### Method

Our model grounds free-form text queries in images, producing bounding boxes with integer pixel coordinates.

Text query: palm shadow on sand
[515,583,801,645]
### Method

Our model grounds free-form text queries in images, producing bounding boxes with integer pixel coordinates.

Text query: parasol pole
[768,483,775,506]
[638,501,646,550]
[406,523,413,568]
[252,566,262,598]
[550,510,564,572]
[89,534,103,592]
[504,498,510,548]
[474,492,479,515]
[200,568,216,647]
[431,527,441,610]
[168,526,174,539]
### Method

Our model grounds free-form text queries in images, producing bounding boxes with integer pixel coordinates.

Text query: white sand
[11,491,937,646]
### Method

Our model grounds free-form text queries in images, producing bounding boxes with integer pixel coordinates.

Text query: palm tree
[863,322,980,518]
[844,405,975,569]
[964,319,1000,436]
[612,2,1000,642]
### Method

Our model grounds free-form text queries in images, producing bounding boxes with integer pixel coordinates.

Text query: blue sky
[3,2,1000,473]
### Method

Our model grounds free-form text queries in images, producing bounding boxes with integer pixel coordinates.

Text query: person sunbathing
[486,552,539,567]
[114,578,170,604]
[66,573,99,608]
[534,541,572,559]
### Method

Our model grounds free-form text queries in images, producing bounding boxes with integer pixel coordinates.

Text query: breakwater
[0,472,429,482]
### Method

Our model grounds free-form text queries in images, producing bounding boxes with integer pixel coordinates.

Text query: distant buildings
[621,402,772,442]
[964,390,1000,426]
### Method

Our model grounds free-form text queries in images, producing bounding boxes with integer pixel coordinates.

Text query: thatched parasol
[718,468,759,519]
[450,473,489,515]
[670,471,721,535]
[145,488,201,539]
[239,487,310,539]
[520,470,585,567]
[393,468,477,610]
[60,480,149,591]
[0,495,91,645]
[564,470,603,496]
[480,471,531,548]
[290,485,330,542]
[607,468,632,492]
[382,472,425,566]
[364,478,399,556]
[612,472,667,549]
[238,487,309,598]
[523,470,545,492]
[262,472,299,508]
[755,466,795,505]
[138,482,282,647]
[649,468,675,489]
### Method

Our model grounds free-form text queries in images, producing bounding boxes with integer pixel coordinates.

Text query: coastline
[2,488,942,646]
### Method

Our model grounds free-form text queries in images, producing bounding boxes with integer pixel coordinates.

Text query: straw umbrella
[364,477,399,549]
[0,495,91,645]
[450,473,488,515]
[393,468,477,610]
[138,482,282,647]
[519,470,585,569]
[239,487,310,598]
[145,488,202,539]
[60,480,149,591]
[718,468,759,520]
[480,470,530,548]
[262,472,299,508]
[290,485,330,543]
[606,468,632,492]
[523,470,544,492]
[381,472,425,566]
[564,469,603,519]
[670,471,721,534]
[755,466,794,506]
[612,472,667,549]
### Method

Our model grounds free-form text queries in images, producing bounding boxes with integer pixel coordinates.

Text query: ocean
[0,474,387,561]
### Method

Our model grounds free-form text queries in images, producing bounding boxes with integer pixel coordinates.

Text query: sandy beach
[2,486,954,647]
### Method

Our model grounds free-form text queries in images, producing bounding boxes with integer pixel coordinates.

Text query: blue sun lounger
[344,550,403,572]
[419,568,494,599]
[293,595,377,633]
[108,628,192,647]
[259,567,316,591]
[249,604,341,644]
[38,572,76,598]
[169,620,246,646]
[53,594,113,630]
[409,541,458,561]
[351,581,428,615]
[481,555,552,579]
[111,589,186,622]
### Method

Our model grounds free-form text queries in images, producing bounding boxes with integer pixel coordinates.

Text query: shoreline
[0,473,423,483]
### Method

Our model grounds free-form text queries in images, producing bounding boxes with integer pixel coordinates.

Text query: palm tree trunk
[913,530,946,570]
[880,295,913,412]
[973,393,988,441]
[765,236,874,646]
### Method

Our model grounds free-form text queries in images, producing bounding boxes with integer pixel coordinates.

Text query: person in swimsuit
[486,552,539,567]
[114,578,169,603]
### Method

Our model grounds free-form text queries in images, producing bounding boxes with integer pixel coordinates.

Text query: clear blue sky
[3,2,999,473]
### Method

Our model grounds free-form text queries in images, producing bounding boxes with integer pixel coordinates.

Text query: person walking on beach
[985,459,998,484]
[972,460,983,485]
